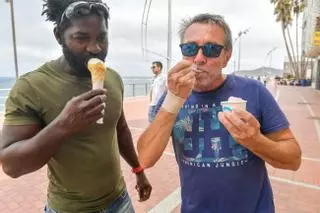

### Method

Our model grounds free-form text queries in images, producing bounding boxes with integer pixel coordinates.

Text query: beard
[62,44,107,77]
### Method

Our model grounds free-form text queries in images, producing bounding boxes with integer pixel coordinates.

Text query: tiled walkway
[1,84,320,212]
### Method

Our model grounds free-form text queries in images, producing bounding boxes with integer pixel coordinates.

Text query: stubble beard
[62,44,107,78]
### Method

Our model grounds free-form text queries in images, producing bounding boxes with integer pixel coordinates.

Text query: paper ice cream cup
[87,58,106,124]
[220,100,247,112]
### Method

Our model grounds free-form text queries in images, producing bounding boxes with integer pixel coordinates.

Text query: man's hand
[54,89,107,134]
[218,108,302,170]
[218,108,261,148]
[135,171,152,202]
[167,60,196,99]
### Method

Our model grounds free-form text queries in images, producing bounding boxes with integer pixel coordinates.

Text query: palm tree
[271,0,305,79]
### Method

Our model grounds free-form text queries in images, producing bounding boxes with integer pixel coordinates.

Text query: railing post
[132,83,135,97]
[145,83,148,95]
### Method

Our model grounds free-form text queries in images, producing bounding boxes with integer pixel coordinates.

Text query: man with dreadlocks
[0,0,152,212]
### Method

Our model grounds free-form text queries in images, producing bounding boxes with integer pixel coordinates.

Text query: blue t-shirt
[155,75,289,213]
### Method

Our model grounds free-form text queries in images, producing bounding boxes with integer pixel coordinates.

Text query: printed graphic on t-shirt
[173,103,248,169]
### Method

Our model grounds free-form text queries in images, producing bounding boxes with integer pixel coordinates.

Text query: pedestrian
[149,61,167,123]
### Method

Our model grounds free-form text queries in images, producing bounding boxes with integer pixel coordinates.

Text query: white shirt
[150,73,167,106]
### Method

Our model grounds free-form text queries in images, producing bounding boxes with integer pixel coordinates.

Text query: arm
[0,123,69,178]
[149,87,153,103]
[137,60,195,168]
[0,89,107,178]
[116,109,140,168]
[116,109,152,202]
[250,128,301,170]
[218,108,301,170]
[137,109,177,168]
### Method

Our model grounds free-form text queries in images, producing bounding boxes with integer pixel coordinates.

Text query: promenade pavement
[0,82,320,213]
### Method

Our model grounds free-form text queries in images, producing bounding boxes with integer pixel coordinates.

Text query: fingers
[218,109,261,143]
[84,102,105,118]
[168,61,193,84]
[169,67,193,86]
[232,108,260,128]
[178,70,196,85]
[86,113,104,124]
[77,89,107,101]
[218,112,242,136]
[136,185,152,202]
[82,94,107,111]
[72,90,106,124]
[167,61,195,98]
[169,67,195,93]
[168,60,193,76]
[221,111,246,131]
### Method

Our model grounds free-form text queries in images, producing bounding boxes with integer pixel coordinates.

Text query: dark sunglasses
[59,1,109,26]
[179,42,224,58]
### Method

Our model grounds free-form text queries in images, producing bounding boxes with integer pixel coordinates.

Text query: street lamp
[141,0,172,73]
[5,0,19,79]
[236,28,250,73]
[167,0,172,72]
[267,47,277,75]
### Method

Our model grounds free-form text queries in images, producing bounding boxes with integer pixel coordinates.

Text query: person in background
[148,61,167,123]
[263,76,268,86]
[137,13,301,213]
[0,0,152,212]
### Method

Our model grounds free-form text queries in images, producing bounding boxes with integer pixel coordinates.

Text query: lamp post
[267,47,277,75]
[141,0,172,73]
[166,0,172,73]
[5,0,19,79]
[232,37,239,74]
[237,28,250,73]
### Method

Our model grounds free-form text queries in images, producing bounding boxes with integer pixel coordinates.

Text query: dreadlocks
[41,0,109,32]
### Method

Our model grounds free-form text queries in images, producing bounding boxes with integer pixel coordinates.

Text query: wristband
[132,166,144,174]
[161,90,186,114]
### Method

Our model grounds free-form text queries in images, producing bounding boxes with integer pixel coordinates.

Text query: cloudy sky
[0,0,296,78]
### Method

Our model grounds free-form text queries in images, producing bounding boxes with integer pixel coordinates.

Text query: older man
[137,13,301,213]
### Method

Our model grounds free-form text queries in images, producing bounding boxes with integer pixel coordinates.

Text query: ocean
[0,76,152,113]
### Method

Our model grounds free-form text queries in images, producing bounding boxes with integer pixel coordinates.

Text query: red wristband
[132,165,144,174]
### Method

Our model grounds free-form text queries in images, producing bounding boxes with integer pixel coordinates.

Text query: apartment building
[302,0,320,89]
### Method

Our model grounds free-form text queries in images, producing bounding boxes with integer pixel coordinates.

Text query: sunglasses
[151,66,157,69]
[179,42,224,58]
[59,1,109,26]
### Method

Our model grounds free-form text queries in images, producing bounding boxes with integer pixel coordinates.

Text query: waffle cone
[87,58,106,124]
[87,58,106,84]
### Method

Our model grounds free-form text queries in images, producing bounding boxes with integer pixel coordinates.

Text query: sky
[0,0,296,77]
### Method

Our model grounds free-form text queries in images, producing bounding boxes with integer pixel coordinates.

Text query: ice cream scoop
[220,96,247,112]
[87,58,106,89]
[227,96,245,102]
[87,58,106,124]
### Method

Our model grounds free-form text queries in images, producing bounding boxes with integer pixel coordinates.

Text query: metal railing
[0,89,10,118]
[125,82,151,97]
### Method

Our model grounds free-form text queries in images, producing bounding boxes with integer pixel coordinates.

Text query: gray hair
[178,13,233,51]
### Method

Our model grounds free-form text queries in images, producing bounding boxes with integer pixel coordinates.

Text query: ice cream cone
[87,58,106,124]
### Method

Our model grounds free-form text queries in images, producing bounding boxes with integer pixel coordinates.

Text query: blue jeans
[44,190,135,213]
[148,105,157,123]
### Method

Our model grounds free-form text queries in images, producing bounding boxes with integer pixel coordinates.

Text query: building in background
[302,0,320,89]
[282,56,312,78]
